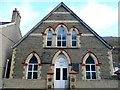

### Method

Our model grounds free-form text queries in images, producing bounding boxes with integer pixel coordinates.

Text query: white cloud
[18,3,41,27]
[69,2,118,36]
[3,2,41,36]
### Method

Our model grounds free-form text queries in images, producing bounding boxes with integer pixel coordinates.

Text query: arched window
[71,30,77,46]
[57,26,67,47]
[47,29,52,46]
[85,56,96,80]
[27,55,38,79]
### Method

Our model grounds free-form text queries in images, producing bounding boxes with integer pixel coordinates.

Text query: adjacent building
[0,8,22,89]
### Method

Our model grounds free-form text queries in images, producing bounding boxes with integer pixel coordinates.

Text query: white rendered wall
[0,23,22,89]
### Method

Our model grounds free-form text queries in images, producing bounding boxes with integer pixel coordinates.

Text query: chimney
[11,8,21,27]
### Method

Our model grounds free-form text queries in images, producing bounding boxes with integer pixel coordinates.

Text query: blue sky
[0,0,118,37]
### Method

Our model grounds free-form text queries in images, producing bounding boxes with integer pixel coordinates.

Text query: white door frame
[54,54,69,88]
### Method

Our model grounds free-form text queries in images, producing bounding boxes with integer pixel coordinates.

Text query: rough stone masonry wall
[10,6,112,80]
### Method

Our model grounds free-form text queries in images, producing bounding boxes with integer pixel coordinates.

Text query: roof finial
[60,2,64,5]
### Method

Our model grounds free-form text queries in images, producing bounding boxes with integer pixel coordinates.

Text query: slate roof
[0,22,11,25]
[103,37,120,67]
[0,22,15,28]
[12,2,113,49]
[103,37,119,48]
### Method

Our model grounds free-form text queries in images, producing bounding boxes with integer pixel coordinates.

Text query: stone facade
[5,2,119,89]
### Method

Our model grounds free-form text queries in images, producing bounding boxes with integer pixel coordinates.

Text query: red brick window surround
[81,52,101,80]
[43,24,81,48]
[85,56,97,80]
[23,52,42,79]
[57,26,67,47]
[27,55,38,79]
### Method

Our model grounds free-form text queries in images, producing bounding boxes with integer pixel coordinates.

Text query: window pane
[92,72,96,79]
[72,35,76,40]
[58,27,64,34]
[47,35,52,40]
[72,41,76,46]
[86,72,90,79]
[62,29,66,34]
[62,41,66,46]
[33,72,37,79]
[86,65,90,71]
[62,35,66,40]
[72,30,77,35]
[29,55,38,63]
[91,65,95,71]
[34,65,38,71]
[28,65,32,71]
[28,72,32,79]
[58,27,66,34]
[57,35,61,40]
[48,30,52,34]
[57,41,61,46]
[86,56,95,64]
[63,68,67,80]
[56,68,60,80]
[47,41,52,46]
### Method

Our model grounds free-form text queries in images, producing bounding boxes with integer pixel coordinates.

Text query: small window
[27,55,38,79]
[85,56,96,80]
[57,26,67,47]
[47,29,52,46]
[72,30,77,47]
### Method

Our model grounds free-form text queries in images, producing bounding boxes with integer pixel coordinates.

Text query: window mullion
[32,64,34,79]
[61,34,62,47]
[90,64,92,79]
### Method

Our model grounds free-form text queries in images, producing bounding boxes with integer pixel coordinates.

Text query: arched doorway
[54,54,69,88]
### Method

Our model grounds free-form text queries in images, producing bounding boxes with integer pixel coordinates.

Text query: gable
[12,2,112,49]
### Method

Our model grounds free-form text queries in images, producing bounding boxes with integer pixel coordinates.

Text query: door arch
[54,54,69,88]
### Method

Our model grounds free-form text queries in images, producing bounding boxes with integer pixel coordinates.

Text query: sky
[0,0,119,37]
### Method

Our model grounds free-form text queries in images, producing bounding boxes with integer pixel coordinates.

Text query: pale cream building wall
[0,8,22,89]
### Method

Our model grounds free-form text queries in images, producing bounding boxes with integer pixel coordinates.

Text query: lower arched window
[27,55,38,79]
[85,56,96,80]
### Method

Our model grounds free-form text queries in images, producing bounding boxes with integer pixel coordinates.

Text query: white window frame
[71,30,77,47]
[27,63,38,79]
[85,63,97,80]
[46,30,52,47]
[57,27,67,47]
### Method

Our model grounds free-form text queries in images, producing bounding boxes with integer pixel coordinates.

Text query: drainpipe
[4,59,9,78]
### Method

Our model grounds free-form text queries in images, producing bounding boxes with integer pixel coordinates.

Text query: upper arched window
[85,56,96,80]
[47,29,52,46]
[71,30,77,46]
[57,26,67,47]
[27,55,38,79]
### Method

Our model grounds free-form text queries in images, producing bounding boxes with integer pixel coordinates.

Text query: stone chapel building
[3,2,119,89]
